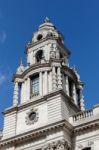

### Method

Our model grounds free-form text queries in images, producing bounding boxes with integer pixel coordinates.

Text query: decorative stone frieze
[43,139,70,150]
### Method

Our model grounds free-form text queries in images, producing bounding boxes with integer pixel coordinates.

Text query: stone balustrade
[69,104,99,126]
[69,104,99,125]
[72,109,93,122]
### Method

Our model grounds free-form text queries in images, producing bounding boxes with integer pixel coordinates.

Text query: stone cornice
[3,89,80,115]
[73,118,99,134]
[25,36,70,55]
[25,36,57,53]
[0,120,72,147]
[12,63,50,81]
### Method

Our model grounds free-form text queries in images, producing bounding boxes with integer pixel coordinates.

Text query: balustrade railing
[72,109,93,122]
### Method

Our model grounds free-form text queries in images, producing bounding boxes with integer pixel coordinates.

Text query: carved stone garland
[43,139,71,150]
[25,108,39,125]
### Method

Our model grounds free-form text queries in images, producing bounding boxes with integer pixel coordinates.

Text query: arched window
[36,50,43,63]
[37,34,43,41]
[31,74,39,96]
[60,52,64,59]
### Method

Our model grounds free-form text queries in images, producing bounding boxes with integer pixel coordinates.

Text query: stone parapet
[69,104,99,127]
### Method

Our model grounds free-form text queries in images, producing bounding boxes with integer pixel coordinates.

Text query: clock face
[29,112,36,121]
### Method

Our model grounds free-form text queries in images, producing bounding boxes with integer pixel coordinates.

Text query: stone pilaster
[26,78,30,100]
[72,83,77,105]
[21,82,24,103]
[80,90,85,111]
[65,76,69,96]
[77,84,85,111]
[57,66,62,89]
[39,71,43,96]
[52,66,57,90]
[44,71,48,94]
[13,82,19,106]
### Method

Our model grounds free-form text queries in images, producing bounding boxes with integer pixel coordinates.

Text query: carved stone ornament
[88,141,94,146]
[42,139,71,150]
[77,144,83,149]
[25,108,39,125]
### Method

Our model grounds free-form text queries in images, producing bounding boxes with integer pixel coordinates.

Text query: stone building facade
[0,18,99,150]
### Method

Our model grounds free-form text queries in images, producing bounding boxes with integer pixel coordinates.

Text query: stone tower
[1,18,99,150]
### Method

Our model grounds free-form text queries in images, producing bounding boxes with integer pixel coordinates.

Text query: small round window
[29,112,36,121]
[37,34,43,41]
[25,108,39,125]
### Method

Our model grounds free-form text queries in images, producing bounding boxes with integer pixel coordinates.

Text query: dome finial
[44,17,50,23]
[16,58,25,74]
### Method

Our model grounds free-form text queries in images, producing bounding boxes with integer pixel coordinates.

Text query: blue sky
[0,0,99,128]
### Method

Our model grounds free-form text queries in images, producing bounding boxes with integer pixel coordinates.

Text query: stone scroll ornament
[42,139,71,150]
[25,108,39,125]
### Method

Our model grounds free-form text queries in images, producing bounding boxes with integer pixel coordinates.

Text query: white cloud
[0,74,6,86]
[0,31,7,44]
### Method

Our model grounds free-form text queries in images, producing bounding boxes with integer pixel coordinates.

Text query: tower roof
[31,17,64,44]
[16,58,25,74]
[38,17,56,30]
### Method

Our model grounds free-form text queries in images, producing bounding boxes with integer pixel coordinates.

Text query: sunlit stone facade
[0,18,99,150]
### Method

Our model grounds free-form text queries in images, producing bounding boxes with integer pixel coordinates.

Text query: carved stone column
[57,66,62,89]
[72,83,77,105]
[44,71,48,95]
[39,71,43,96]
[13,82,19,106]
[65,76,69,96]
[21,82,24,103]
[52,66,57,90]
[79,89,85,111]
[77,84,85,111]
[26,78,30,100]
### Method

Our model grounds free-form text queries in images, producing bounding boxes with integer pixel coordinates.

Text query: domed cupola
[32,17,64,43]
[16,59,25,74]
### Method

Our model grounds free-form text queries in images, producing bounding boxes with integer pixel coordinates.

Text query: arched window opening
[36,50,43,63]
[77,89,80,107]
[31,74,39,97]
[60,52,64,59]
[37,34,43,41]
